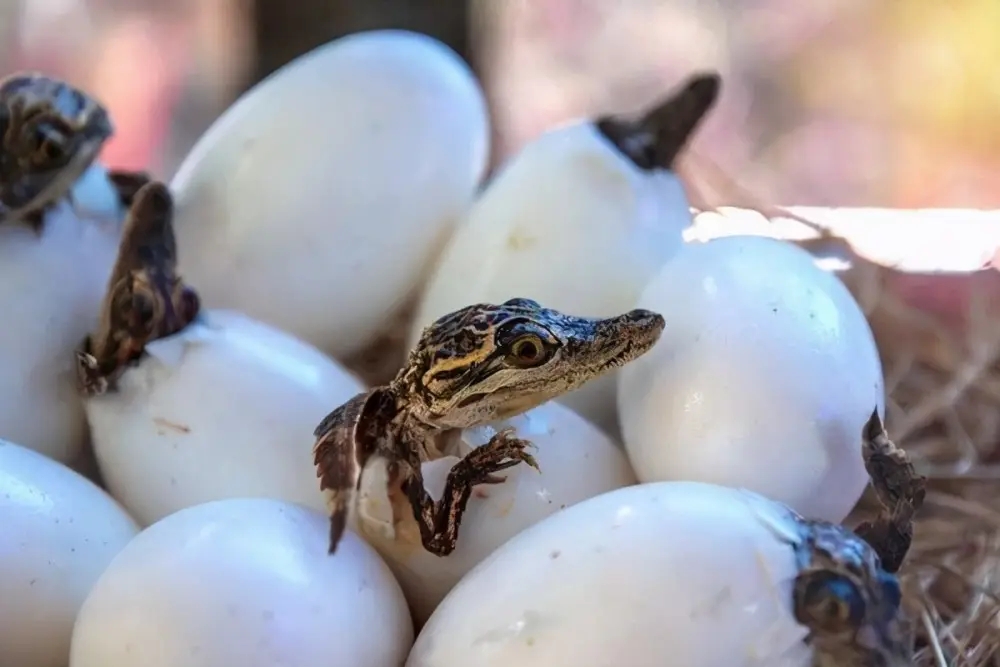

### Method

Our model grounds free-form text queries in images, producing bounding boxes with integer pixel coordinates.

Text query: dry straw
[838,249,1000,666]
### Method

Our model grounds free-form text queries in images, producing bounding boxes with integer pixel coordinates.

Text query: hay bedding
[845,257,1000,666]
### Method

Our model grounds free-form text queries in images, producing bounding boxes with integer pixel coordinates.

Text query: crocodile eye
[40,138,65,162]
[507,334,548,368]
[795,571,866,633]
[33,124,68,164]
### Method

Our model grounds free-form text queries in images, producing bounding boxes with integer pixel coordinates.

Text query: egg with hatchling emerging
[410,73,719,436]
[355,401,636,625]
[406,481,912,667]
[76,180,365,527]
[0,73,135,463]
[313,297,662,624]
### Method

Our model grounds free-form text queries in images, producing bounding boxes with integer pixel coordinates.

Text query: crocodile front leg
[402,429,539,557]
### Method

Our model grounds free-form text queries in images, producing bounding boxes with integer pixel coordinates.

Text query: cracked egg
[83,309,364,526]
[407,482,906,667]
[354,400,636,625]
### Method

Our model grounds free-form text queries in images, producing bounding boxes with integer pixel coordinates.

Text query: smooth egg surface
[0,166,122,462]
[171,29,490,359]
[618,235,883,523]
[407,481,813,667]
[69,498,413,667]
[84,310,365,526]
[0,439,138,667]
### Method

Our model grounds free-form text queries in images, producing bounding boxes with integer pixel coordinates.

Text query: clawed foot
[75,346,111,397]
[854,409,926,573]
[405,428,540,557]
[452,428,540,485]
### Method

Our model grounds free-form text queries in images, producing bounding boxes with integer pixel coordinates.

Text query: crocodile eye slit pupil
[516,340,538,359]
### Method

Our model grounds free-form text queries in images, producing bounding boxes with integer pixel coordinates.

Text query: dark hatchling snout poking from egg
[595,72,721,171]
[75,181,202,397]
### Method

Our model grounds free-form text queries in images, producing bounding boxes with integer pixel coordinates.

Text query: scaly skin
[0,73,113,231]
[795,411,925,666]
[75,181,200,396]
[313,299,665,557]
[0,72,151,231]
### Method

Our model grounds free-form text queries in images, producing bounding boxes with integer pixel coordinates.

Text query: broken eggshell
[0,439,138,667]
[618,235,883,524]
[410,74,719,436]
[406,481,907,667]
[0,165,122,462]
[83,309,365,526]
[69,498,413,667]
[171,29,490,360]
[354,400,636,625]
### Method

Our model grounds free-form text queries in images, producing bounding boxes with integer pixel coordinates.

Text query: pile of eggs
[0,29,893,667]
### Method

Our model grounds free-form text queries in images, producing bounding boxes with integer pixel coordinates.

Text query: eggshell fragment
[84,310,365,526]
[171,29,490,359]
[70,498,413,667]
[0,166,122,462]
[411,122,689,435]
[619,235,883,523]
[407,481,815,667]
[0,439,138,667]
[357,401,636,624]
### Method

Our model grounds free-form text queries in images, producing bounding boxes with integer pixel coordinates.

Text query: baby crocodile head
[395,297,665,429]
[0,73,113,222]
[794,519,911,667]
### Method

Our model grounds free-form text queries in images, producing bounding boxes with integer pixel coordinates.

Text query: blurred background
[3,0,999,209]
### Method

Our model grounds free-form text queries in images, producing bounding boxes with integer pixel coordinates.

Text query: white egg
[70,498,413,667]
[355,401,635,624]
[407,481,907,667]
[0,439,138,667]
[618,235,884,523]
[0,166,122,462]
[411,75,719,435]
[84,309,365,526]
[171,29,490,359]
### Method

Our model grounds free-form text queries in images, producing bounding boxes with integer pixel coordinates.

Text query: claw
[520,452,540,471]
